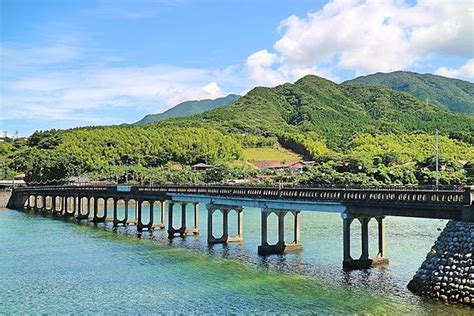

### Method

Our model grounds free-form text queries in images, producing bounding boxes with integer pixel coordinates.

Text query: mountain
[343,71,474,114]
[4,74,473,186]
[134,94,240,125]
[161,75,473,148]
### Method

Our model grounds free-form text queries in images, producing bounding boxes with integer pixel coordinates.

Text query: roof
[192,163,213,168]
[266,161,316,170]
[251,160,284,169]
[68,175,90,182]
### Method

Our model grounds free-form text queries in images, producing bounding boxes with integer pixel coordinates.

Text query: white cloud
[246,50,287,86]
[435,59,474,79]
[245,49,338,86]
[0,44,82,70]
[201,82,222,97]
[2,0,473,134]
[245,0,474,85]
[1,64,236,124]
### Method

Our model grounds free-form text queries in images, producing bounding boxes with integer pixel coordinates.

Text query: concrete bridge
[7,184,474,270]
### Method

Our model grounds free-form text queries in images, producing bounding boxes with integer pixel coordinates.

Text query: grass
[242,147,301,162]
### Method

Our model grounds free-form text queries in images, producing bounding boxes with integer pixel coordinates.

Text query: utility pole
[435,129,439,189]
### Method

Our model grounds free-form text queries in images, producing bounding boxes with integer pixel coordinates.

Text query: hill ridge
[344,71,474,114]
[134,94,240,125]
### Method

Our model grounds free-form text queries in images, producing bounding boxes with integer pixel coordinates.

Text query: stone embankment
[408,220,473,306]
[0,188,12,208]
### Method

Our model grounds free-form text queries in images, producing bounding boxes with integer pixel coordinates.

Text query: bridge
[7,184,474,270]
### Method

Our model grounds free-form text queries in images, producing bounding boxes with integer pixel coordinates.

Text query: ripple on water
[0,209,471,314]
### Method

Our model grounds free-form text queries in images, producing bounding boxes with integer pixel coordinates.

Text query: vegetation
[1,73,472,186]
[242,147,301,162]
[344,71,474,114]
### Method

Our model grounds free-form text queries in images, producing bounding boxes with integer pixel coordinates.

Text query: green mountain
[162,75,473,149]
[134,94,240,125]
[2,74,473,186]
[344,71,474,114]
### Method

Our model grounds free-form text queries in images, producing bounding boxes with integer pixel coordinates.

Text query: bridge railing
[14,184,472,207]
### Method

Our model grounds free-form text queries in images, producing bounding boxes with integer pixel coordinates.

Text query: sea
[0,206,471,314]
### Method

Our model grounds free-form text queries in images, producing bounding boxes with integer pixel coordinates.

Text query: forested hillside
[1,74,472,186]
[161,75,473,148]
[344,71,474,114]
[134,94,240,125]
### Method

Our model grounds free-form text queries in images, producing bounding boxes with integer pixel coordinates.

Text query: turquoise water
[0,207,471,314]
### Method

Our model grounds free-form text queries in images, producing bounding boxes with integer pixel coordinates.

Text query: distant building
[68,175,90,185]
[458,160,469,166]
[254,160,315,173]
[191,163,214,171]
[14,173,25,181]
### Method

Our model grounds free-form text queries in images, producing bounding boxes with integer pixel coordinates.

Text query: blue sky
[1,0,473,136]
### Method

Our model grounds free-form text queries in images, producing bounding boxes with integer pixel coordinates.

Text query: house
[265,161,316,173]
[251,160,283,170]
[191,163,214,171]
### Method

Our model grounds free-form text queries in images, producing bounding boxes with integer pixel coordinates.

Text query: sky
[1,0,473,136]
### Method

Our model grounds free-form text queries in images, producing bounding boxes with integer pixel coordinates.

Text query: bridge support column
[257,209,302,255]
[190,203,200,235]
[36,195,42,212]
[113,199,123,227]
[63,196,76,217]
[51,196,57,213]
[31,195,36,211]
[77,197,90,220]
[62,196,67,216]
[92,197,106,223]
[37,195,46,213]
[137,200,155,232]
[155,201,166,229]
[25,195,31,210]
[376,216,387,259]
[167,202,187,239]
[113,199,129,227]
[342,212,389,270]
[207,205,243,244]
[137,200,143,231]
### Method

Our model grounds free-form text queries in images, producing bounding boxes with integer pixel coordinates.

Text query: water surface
[0,208,470,314]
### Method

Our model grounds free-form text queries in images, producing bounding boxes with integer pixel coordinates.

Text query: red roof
[252,160,315,170]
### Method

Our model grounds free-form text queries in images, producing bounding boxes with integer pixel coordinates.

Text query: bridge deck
[12,184,473,220]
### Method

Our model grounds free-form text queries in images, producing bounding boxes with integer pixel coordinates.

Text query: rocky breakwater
[408,220,473,306]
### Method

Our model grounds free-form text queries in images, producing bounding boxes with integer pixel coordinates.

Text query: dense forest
[345,71,474,114]
[1,74,473,186]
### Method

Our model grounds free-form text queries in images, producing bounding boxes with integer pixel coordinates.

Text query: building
[191,163,214,171]
[68,175,90,185]
[254,160,315,173]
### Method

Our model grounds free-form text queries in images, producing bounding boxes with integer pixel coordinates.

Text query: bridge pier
[258,209,302,255]
[157,201,166,229]
[76,197,90,220]
[25,195,31,210]
[63,196,76,217]
[52,195,61,215]
[207,204,243,244]
[342,212,389,270]
[92,197,107,223]
[33,195,42,213]
[166,202,199,239]
[113,199,126,227]
[50,196,56,213]
[137,200,154,232]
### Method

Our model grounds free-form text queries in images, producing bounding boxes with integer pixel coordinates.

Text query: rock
[407,220,474,307]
